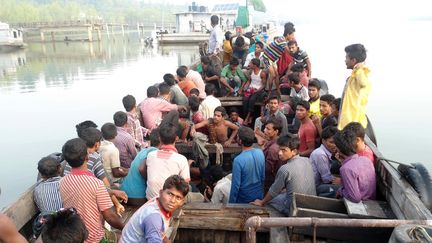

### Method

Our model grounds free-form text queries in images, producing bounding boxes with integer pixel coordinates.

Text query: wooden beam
[175,143,242,154]
[2,185,38,230]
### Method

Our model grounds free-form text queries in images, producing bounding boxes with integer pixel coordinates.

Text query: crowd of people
[1,16,375,243]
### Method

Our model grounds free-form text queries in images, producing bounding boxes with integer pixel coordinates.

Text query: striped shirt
[60,168,113,243]
[127,111,149,148]
[263,37,287,63]
[269,155,316,208]
[120,197,171,243]
[33,176,63,213]
[114,127,137,168]
[145,145,190,200]
[64,152,106,180]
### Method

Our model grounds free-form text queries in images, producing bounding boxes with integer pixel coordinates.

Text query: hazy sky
[163,0,431,20]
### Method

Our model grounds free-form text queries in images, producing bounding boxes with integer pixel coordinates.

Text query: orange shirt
[178,80,197,96]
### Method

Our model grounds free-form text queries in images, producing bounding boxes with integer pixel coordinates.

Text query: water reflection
[0,40,199,94]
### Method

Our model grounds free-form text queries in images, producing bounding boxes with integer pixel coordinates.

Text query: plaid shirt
[114,127,137,168]
[127,111,149,148]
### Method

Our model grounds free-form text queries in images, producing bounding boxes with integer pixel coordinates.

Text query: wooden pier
[10,20,175,42]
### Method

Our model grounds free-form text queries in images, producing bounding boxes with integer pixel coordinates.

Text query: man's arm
[192,119,209,130]
[306,58,312,78]
[311,154,333,184]
[141,213,165,243]
[258,70,267,92]
[101,207,124,230]
[224,120,239,147]
[299,141,316,157]
[0,214,27,243]
[112,167,128,178]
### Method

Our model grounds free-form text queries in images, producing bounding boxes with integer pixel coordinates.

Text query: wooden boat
[3,133,432,242]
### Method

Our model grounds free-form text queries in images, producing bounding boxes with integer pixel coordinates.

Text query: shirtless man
[191,106,239,146]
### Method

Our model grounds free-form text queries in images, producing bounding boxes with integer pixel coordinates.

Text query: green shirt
[220,64,247,83]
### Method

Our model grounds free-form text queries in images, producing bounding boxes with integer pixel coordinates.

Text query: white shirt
[208,24,223,54]
[187,69,206,99]
[199,95,221,119]
[98,140,121,183]
[211,174,232,204]
[244,52,263,68]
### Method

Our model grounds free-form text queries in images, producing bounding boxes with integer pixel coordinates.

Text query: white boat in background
[0,22,26,52]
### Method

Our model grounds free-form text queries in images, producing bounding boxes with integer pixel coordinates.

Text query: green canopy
[236,6,249,28]
[250,0,266,12]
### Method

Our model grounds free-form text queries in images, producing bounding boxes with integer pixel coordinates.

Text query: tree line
[0,0,184,24]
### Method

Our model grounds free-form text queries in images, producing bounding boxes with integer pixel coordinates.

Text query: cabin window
[13,31,17,38]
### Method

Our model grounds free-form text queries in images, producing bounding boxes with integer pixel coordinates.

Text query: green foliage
[0,0,185,23]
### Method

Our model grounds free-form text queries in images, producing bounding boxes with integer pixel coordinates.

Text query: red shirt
[298,119,317,153]
[60,168,113,243]
[358,145,376,166]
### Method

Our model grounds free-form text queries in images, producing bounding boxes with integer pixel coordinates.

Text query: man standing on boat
[338,44,371,132]
[208,15,223,56]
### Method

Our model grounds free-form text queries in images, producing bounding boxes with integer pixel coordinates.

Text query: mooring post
[106,23,110,39]
[40,31,45,42]
[87,26,93,42]
[97,28,101,41]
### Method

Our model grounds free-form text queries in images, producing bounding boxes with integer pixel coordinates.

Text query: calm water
[1,20,432,208]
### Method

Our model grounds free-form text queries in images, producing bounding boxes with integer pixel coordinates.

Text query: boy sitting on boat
[334,129,376,203]
[121,175,189,243]
[191,106,239,147]
[251,134,316,215]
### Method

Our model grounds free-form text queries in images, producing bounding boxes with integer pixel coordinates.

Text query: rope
[408,226,432,242]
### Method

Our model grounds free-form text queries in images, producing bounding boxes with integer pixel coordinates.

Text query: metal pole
[244,216,432,243]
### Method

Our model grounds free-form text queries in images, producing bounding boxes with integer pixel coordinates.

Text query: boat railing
[244,216,432,243]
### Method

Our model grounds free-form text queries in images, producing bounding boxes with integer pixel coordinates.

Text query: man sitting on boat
[198,83,221,120]
[191,106,239,147]
[310,126,341,198]
[296,100,318,157]
[262,119,284,194]
[312,94,338,136]
[113,111,137,169]
[121,129,160,206]
[287,40,312,79]
[220,57,247,96]
[142,123,190,201]
[122,94,149,149]
[251,134,316,216]
[343,122,376,166]
[334,129,376,203]
[99,123,129,184]
[229,127,265,204]
[254,95,289,141]
[121,175,189,243]
[139,86,187,131]
[60,138,124,243]
[177,65,206,100]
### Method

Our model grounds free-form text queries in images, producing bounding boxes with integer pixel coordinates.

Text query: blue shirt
[229,148,265,203]
[121,147,158,198]
[310,144,334,186]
